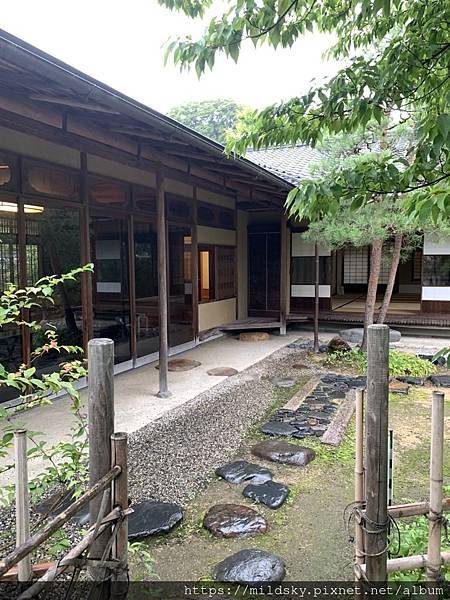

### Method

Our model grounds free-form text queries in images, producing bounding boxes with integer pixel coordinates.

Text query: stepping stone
[203,504,268,538]
[429,375,450,387]
[128,501,183,541]
[216,460,272,485]
[260,421,298,437]
[252,440,316,467]
[35,491,89,526]
[213,549,285,583]
[207,367,238,377]
[242,480,289,509]
[389,381,410,395]
[327,336,351,353]
[271,377,296,388]
[239,332,269,342]
[292,363,309,370]
[156,358,201,372]
[339,327,401,343]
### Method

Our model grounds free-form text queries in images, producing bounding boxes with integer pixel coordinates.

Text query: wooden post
[364,324,389,582]
[427,390,445,582]
[111,432,128,598]
[279,216,287,336]
[14,430,32,582]
[192,187,199,342]
[88,338,114,577]
[156,168,171,397]
[314,241,320,352]
[354,389,365,570]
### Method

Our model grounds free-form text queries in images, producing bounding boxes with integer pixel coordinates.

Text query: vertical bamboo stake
[88,338,114,579]
[427,390,444,582]
[111,432,128,600]
[14,430,32,582]
[355,389,365,571]
[365,324,389,582]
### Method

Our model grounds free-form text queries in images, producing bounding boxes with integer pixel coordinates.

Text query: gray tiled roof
[246,144,323,185]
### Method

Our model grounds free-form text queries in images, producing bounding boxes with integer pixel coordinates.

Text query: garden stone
[271,377,296,388]
[240,332,269,342]
[419,354,446,366]
[327,336,351,353]
[397,375,424,386]
[128,501,183,541]
[35,491,90,526]
[243,480,289,509]
[339,327,401,343]
[252,440,316,467]
[428,375,450,387]
[156,358,201,372]
[203,504,267,538]
[292,363,309,370]
[389,381,410,395]
[216,460,273,484]
[207,367,238,377]
[213,549,285,583]
[260,422,298,437]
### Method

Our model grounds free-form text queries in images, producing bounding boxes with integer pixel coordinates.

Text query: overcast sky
[2,0,340,114]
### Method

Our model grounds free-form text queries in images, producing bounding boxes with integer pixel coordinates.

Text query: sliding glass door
[168,224,193,347]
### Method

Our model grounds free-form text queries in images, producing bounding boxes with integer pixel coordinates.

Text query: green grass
[325,349,437,378]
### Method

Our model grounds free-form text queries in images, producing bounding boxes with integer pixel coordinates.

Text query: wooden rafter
[29,94,120,114]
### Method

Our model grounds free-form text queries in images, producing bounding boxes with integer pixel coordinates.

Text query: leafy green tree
[168,99,250,144]
[160,0,449,221]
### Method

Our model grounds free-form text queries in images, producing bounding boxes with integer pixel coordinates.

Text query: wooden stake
[427,390,445,581]
[88,338,114,578]
[314,241,320,352]
[354,389,365,569]
[14,430,32,582]
[156,168,171,397]
[111,432,128,599]
[364,324,389,582]
[358,551,450,576]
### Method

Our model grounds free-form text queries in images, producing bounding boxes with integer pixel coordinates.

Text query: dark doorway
[248,227,280,316]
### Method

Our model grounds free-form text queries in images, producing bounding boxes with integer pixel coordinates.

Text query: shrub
[325,349,436,378]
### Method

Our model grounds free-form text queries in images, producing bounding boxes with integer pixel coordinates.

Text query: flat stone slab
[252,440,316,467]
[216,460,272,485]
[428,375,450,387]
[397,375,424,386]
[203,504,268,538]
[260,421,298,437]
[156,358,201,372]
[243,480,289,509]
[213,549,285,583]
[128,501,183,541]
[339,327,401,343]
[239,331,270,342]
[291,363,309,370]
[207,367,238,377]
[271,377,296,388]
[35,491,89,526]
[389,381,410,395]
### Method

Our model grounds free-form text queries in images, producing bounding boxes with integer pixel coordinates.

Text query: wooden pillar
[192,186,199,341]
[427,390,445,581]
[364,324,389,582]
[354,389,365,571]
[279,215,287,335]
[80,153,93,347]
[314,241,320,352]
[128,214,137,361]
[111,432,128,598]
[156,168,171,397]
[88,338,114,575]
[14,430,32,582]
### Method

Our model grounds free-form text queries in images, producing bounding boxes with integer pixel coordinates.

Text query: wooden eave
[0,29,292,211]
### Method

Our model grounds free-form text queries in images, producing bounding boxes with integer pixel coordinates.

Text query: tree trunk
[377,234,402,325]
[361,239,383,352]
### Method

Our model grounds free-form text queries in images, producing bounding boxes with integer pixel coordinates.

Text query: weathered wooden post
[88,338,114,577]
[156,168,171,398]
[364,324,389,582]
[14,430,32,582]
[279,215,287,336]
[111,432,128,599]
[427,390,444,581]
[313,241,320,352]
[354,389,365,572]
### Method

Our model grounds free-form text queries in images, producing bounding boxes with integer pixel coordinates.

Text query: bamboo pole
[427,391,445,582]
[111,432,128,600]
[14,430,32,582]
[388,498,450,519]
[0,467,120,578]
[354,389,365,570]
[88,338,115,579]
[364,324,389,582]
[357,551,450,576]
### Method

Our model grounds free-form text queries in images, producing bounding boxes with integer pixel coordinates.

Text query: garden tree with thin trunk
[159,0,449,222]
[168,99,251,144]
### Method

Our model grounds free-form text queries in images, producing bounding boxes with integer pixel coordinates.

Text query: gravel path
[127,339,317,506]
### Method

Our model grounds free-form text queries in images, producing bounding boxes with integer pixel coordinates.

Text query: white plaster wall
[198,226,236,246]
[291,233,330,257]
[422,287,450,301]
[199,298,237,331]
[87,154,155,186]
[197,187,235,209]
[423,234,450,255]
[291,284,331,298]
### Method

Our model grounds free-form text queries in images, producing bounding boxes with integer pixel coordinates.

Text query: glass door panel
[267,232,281,312]
[91,215,131,364]
[28,206,83,374]
[134,220,159,358]
[168,224,193,347]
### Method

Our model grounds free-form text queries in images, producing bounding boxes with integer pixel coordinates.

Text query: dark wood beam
[29,94,120,114]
